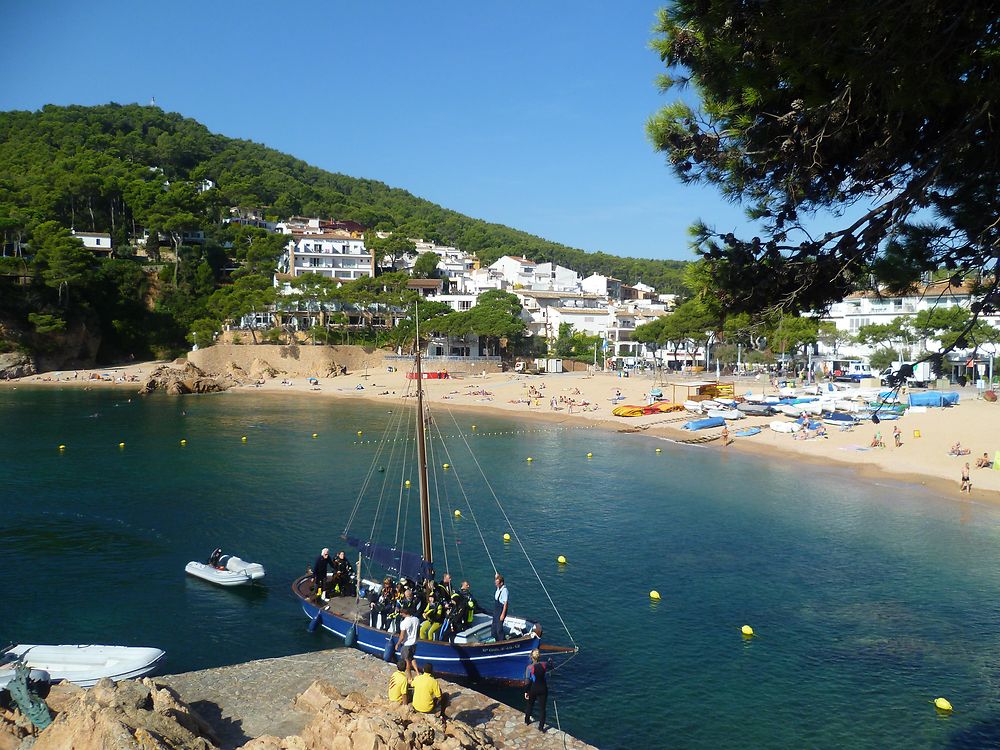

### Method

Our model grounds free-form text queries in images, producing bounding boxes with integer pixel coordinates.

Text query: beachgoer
[492,573,509,642]
[721,425,730,446]
[961,463,972,493]
[388,659,410,704]
[313,548,333,597]
[411,662,446,719]
[893,426,902,448]
[395,607,420,681]
[976,452,992,468]
[523,648,549,732]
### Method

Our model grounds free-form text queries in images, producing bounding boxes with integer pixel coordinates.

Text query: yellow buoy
[118,442,125,449]
[741,625,754,637]
[526,457,533,463]
[586,452,593,458]
[649,590,661,600]
[180,439,187,446]
[241,435,248,443]
[312,433,318,438]
[472,425,477,430]
[443,463,450,469]
[934,697,953,712]
[503,533,511,542]
[357,431,363,436]
[58,444,66,451]
[557,555,567,565]
[453,510,462,518]
[405,480,412,488]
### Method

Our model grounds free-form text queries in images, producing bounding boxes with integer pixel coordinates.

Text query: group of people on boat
[365,571,482,643]
[311,548,357,598]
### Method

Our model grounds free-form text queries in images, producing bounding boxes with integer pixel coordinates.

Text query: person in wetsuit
[313,548,332,597]
[523,648,550,732]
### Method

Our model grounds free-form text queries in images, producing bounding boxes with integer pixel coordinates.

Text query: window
[310,258,321,267]
[95,238,101,246]
[459,300,472,311]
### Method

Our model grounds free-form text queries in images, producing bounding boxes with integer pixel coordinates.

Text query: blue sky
[0,1,756,261]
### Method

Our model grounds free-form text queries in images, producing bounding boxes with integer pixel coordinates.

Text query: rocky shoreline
[2,649,594,750]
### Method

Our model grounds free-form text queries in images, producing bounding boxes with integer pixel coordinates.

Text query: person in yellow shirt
[410,662,446,718]
[387,659,409,705]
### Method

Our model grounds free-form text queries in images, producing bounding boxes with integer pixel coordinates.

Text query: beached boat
[769,421,803,433]
[706,408,743,420]
[0,644,165,690]
[822,412,857,426]
[734,427,761,437]
[776,404,803,417]
[736,403,774,416]
[185,553,265,587]
[683,416,727,431]
[292,310,576,686]
[683,400,703,413]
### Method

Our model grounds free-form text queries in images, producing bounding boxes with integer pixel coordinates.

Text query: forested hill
[0,103,687,291]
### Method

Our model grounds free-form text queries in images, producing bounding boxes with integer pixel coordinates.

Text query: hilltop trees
[649,2,1000,320]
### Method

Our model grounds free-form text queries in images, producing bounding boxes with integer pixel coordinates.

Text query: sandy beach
[7,359,1000,504]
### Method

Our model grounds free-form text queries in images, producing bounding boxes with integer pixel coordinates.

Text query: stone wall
[188,344,387,379]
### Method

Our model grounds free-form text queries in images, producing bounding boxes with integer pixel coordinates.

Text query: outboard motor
[27,669,51,699]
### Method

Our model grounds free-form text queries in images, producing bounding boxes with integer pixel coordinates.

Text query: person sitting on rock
[387,659,410,705]
[410,662,446,719]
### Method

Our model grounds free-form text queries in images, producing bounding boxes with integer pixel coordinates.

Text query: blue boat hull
[295,581,539,685]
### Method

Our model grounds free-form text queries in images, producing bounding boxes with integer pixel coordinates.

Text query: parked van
[880,361,932,388]
[828,360,872,382]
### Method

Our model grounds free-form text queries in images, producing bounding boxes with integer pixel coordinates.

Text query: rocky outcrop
[18,677,216,750]
[139,363,230,396]
[6,650,594,750]
[188,345,385,380]
[0,352,34,380]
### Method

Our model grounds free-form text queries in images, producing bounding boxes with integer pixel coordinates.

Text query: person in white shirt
[395,607,420,681]
[492,573,509,641]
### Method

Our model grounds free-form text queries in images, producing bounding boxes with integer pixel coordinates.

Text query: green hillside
[0,103,688,365]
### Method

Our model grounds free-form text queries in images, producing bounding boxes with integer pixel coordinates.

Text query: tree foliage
[649,2,1000,318]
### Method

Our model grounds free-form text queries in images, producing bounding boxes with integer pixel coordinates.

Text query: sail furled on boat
[345,537,434,582]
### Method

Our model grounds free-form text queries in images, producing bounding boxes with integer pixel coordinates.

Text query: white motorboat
[0,644,165,689]
[769,420,803,433]
[776,404,803,417]
[185,553,265,587]
[683,400,702,413]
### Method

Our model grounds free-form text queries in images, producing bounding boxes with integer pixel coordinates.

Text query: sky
[0,1,757,262]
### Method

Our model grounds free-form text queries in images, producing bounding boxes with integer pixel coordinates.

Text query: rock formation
[4,676,558,750]
[138,363,230,396]
[0,352,34,380]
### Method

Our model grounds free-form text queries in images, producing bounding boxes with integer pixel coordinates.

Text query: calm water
[4,387,1000,749]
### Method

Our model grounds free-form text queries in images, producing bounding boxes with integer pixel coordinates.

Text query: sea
[4,387,1000,749]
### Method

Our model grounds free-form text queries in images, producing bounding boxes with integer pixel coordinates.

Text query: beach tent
[907,391,960,407]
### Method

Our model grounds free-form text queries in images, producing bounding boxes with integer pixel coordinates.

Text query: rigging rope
[425,420,450,576]
[444,408,578,646]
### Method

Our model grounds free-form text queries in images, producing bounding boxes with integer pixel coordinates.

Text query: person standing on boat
[396,607,420,681]
[492,574,509,641]
[523,648,549,732]
[312,548,333,598]
[460,580,479,616]
[332,551,354,596]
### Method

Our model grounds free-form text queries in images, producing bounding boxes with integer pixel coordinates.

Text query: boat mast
[414,302,434,567]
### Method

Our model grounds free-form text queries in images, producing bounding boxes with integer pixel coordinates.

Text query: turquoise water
[4,388,1000,748]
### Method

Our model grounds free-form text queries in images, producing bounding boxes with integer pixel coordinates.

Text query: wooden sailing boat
[291,308,576,685]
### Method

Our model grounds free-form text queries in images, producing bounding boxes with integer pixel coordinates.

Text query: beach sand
[7,360,1000,504]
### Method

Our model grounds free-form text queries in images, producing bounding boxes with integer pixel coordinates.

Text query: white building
[395,240,478,294]
[531,262,580,292]
[819,280,1000,379]
[71,231,112,255]
[277,231,374,282]
[488,256,538,288]
[515,290,608,340]
[580,273,623,301]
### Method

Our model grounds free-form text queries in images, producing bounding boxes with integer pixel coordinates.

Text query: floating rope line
[443,407,577,647]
